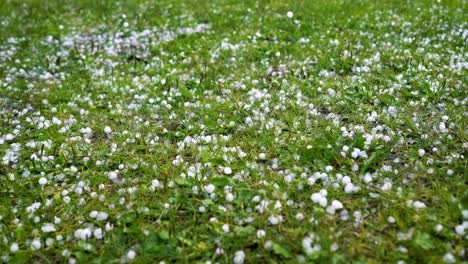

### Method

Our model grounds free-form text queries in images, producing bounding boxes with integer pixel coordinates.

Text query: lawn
[0,0,467,263]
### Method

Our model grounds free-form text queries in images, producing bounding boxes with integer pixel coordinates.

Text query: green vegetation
[0,0,466,263]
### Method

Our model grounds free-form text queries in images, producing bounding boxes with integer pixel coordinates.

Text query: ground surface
[0,0,467,263]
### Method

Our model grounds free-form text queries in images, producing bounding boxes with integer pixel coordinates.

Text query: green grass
[0,0,467,263]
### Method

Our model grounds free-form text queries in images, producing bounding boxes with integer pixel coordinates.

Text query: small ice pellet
[10,243,19,252]
[38,177,47,185]
[204,184,215,194]
[223,167,232,175]
[418,149,425,157]
[127,249,136,259]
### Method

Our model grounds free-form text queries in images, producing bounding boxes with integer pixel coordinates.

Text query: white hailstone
[41,223,56,233]
[439,122,448,133]
[80,127,92,134]
[352,164,359,171]
[31,239,41,250]
[330,242,339,252]
[325,166,333,172]
[268,215,280,225]
[226,193,234,202]
[22,170,31,178]
[447,169,454,176]
[108,171,118,180]
[381,182,392,191]
[233,250,245,264]
[256,200,270,213]
[311,193,321,203]
[46,238,54,246]
[388,216,396,224]
[311,192,328,207]
[105,222,114,231]
[38,177,47,185]
[359,151,368,158]
[256,229,266,238]
[223,167,233,175]
[443,252,456,263]
[326,203,341,215]
[89,211,98,218]
[252,195,261,202]
[274,200,282,210]
[238,151,247,158]
[104,126,112,134]
[216,247,224,255]
[418,149,425,157]
[97,212,108,220]
[351,149,360,159]
[342,176,351,184]
[264,240,273,250]
[94,228,103,239]
[319,189,328,197]
[199,206,206,213]
[346,183,359,194]
[26,202,41,213]
[455,225,465,235]
[435,224,443,232]
[204,184,215,194]
[222,224,230,233]
[307,177,315,185]
[127,249,136,260]
[258,153,266,160]
[172,156,183,166]
[296,213,304,220]
[412,201,426,209]
[463,210,468,219]
[75,228,92,240]
[327,206,336,217]
[318,197,328,207]
[331,200,343,210]
[286,11,294,18]
[90,211,108,221]
[10,243,19,252]
[302,236,321,255]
